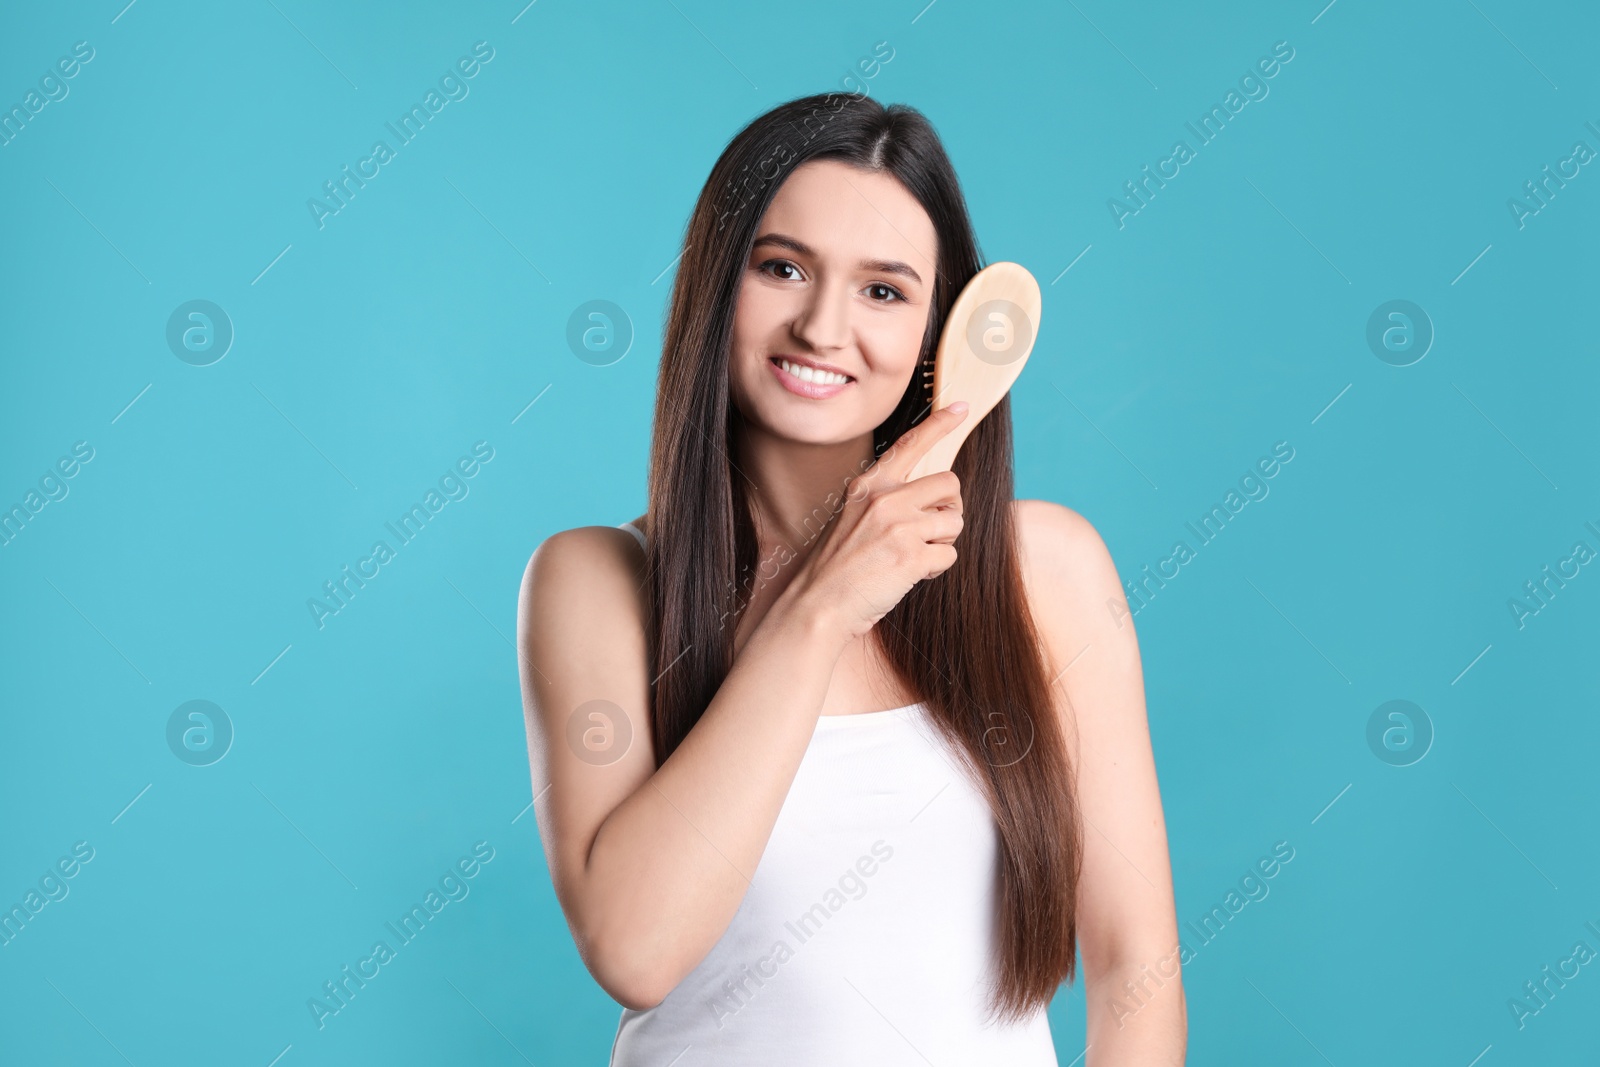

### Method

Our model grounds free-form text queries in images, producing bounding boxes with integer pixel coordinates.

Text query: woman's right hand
[783,402,971,643]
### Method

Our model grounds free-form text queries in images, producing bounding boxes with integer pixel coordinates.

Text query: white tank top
[608,522,1058,1065]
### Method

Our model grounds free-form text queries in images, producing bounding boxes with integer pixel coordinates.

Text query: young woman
[517,92,1185,1065]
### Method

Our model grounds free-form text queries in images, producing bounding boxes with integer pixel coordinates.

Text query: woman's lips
[767,356,855,399]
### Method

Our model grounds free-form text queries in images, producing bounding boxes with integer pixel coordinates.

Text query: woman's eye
[757,261,903,303]
[761,260,802,281]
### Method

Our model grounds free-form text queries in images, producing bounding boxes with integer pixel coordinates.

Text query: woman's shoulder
[1011,500,1144,766]
[1012,498,1129,646]
[530,516,647,562]
[517,520,649,632]
[1012,499,1111,578]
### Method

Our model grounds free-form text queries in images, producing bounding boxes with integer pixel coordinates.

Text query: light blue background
[2,1,1596,1064]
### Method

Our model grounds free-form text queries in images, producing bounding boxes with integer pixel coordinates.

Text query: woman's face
[728,159,938,445]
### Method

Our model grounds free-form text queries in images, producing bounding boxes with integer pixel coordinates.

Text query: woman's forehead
[757,161,937,279]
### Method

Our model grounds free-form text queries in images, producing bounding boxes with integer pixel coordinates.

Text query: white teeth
[779,359,850,386]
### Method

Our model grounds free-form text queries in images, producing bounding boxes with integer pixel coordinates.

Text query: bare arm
[517,407,971,1010]
[1018,499,1187,1064]
[517,533,846,1009]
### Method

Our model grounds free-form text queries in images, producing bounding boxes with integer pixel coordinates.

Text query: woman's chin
[755,410,865,447]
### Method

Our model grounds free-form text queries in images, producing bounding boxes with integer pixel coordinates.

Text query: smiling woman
[517,92,1185,1065]
[730,160,937,434]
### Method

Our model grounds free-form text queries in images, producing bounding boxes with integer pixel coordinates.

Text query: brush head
[906,261,1042,482]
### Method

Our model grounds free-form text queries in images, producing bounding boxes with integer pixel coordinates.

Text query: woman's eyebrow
[752,232,923,286]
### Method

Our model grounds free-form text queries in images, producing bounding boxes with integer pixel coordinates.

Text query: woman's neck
[733,423,877,558]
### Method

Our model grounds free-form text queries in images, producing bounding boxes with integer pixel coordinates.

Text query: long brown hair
[642,91,1081,1022]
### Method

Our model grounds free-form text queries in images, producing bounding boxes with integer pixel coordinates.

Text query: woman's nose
[791,282,851,352]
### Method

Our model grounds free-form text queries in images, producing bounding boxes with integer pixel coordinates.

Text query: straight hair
[642,91,1082,1023]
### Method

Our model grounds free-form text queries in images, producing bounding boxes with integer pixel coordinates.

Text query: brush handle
[905,261,1041,482]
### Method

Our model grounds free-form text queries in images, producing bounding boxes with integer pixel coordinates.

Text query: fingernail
[948,401,969,415]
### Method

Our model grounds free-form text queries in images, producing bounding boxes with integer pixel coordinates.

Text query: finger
[900,470,962,514]
[867,402,970,485]
[919,543,960,580]
[919,508,965,545]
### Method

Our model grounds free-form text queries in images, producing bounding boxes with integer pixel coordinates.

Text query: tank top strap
[617,521,646,552]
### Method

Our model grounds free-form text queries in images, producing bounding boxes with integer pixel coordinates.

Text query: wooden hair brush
[905,261,1042,482]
